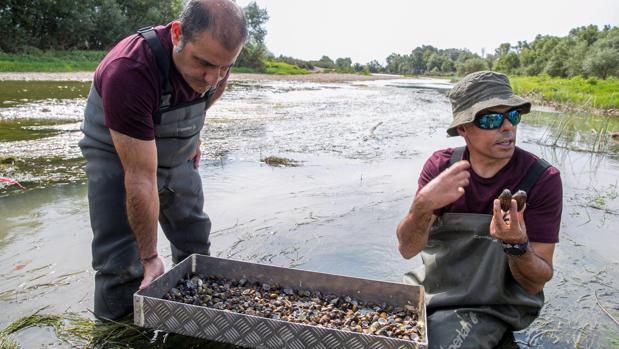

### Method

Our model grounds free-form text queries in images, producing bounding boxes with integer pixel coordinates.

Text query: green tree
[583,48,619,78]
[426,53,444,73]
[456,58,488,76]
[235,1,269,71]
[494,52,520,75]
[335,57,352,72]
[365,60,383,73]
[440,59,455,73]
[316,55,335,69]
[90,0,129,49]
[544,40,570,77]
[495,42,511,56]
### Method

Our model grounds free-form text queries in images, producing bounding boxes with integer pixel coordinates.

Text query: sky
[235,0,619,64]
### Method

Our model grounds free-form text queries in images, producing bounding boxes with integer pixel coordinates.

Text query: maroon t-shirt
[94,23,201,140]
[418,147,562,243]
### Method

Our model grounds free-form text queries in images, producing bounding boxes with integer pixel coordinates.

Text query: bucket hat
[446,71,531,136]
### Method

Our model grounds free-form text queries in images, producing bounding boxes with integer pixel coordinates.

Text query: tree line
[0,0,268,70]
[0,0,182,51]
[1,1,617,79]
[277,25,619,79]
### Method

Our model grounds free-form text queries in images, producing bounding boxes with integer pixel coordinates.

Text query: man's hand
[192,139,202,169]
[490,198,528,243]
[397,160,470,259]
[139,256,165,290]
[416,160,471,210]
[490,198,555,294]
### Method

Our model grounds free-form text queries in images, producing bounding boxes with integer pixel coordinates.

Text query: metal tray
[134,254,427,348]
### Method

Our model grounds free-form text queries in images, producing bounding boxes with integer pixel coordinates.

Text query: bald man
[79,0,247,320]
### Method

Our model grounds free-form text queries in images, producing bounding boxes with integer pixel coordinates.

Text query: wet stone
[162,273,424,341]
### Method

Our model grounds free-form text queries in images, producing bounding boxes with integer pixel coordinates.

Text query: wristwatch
[501,240,528,256]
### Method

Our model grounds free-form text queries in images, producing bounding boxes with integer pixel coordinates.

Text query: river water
[0,77,618,348]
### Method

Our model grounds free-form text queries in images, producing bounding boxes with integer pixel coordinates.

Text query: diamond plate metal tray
[134,254,427,348]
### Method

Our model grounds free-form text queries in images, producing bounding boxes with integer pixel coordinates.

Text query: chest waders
[78,28,215,320]
[405,147,551,349]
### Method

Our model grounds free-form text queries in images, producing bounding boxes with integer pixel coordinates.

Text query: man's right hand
[415,160,471,211]
[139,256,165,290]
[396,160,471,259]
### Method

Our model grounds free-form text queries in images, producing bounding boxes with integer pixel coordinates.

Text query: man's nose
[203,68,220,87]
[501,117,516,131]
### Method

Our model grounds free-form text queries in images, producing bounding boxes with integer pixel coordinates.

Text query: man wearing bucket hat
[396,71,562,348]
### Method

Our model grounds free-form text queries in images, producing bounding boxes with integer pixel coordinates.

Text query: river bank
[3,71,618,117]
[0,71,403,83]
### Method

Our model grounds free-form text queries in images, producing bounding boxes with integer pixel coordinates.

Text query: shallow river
[0,77,618,348]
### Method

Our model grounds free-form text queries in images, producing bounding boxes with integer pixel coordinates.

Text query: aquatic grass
[0,118,77,142]
[526,111,619,154]
[0,80,91,108]
[0,312,150,348]
[0,311,243,348]
[0,156,86,195]
[0,270,86,302]
[260,156,302,167]
[0,334,18,349]
[0,177,24,190]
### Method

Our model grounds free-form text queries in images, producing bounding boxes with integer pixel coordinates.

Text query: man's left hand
[192,139,202,169]
[490,199,527,243]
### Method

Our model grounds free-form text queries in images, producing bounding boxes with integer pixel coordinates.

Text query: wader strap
[514,158,551,193]
[443,146,550,212]
[448,146,466,167]
[137,27,173,113]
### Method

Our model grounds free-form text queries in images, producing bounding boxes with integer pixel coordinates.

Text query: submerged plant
[260,155,301,167]
[0,311,240,348]
[534,112,618,154]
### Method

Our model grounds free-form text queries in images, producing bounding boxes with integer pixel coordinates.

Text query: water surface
[1,77,618,348]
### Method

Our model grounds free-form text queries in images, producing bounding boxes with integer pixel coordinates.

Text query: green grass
[231,66,258,74]
[510,75,619,111]
[0,51,311,76]
[264,60,309,75]
[0,51,105,72]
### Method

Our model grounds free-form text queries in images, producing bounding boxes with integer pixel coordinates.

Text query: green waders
[405,147,550,349]
[79,28,214,320]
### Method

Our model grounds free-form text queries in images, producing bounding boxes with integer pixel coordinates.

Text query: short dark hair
[179,0,248,51]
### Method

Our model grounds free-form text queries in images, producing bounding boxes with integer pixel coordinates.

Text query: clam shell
[512,190,527,211]
[498,189,512,211]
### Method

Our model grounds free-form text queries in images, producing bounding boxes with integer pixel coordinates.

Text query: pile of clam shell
[163,273,424,341]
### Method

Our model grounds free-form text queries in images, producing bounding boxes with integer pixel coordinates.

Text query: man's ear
[456,125,467,137]
[170,21,182,46]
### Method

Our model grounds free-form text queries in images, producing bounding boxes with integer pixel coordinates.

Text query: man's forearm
[507,248,553,294]
[396,198,435,259]
[125,177,159,259]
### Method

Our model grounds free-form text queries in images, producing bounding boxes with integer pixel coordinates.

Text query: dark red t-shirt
[94,23,201,140]
[418,147,562,243]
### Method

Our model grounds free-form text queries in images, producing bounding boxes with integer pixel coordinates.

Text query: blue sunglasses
[473,108,522,130]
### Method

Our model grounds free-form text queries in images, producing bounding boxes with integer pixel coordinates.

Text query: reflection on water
[0,78,618,348]
[0,80,90,108]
